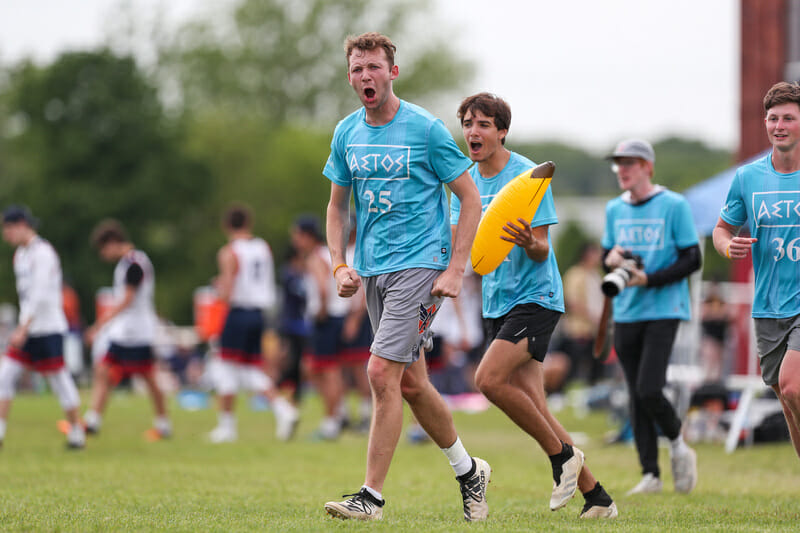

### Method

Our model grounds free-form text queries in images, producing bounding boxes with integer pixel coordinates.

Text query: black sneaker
[457,457,491,521]
[324,488,384,520]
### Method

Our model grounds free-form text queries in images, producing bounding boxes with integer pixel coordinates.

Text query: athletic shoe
[144,427,172,442]
[580,501,619,519]
[457,457,491,521]
[208,425,237,443]
[66,425,86,450]
[58,418,97,436]
[671,446,698,493]
[274,401,299,442]
[626,473,663,495]
[550,446,584,510]
[312,417,341,442]
[324,488,384,520]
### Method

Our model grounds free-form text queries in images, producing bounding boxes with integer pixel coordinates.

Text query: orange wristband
[725,244,731,259]
[332,263,348,277]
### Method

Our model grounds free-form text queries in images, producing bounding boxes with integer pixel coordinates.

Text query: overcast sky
[0,0,739,154]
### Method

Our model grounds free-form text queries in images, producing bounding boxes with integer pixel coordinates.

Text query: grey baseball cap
[606,139,655,163]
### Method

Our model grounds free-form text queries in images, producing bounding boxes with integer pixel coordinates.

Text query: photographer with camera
[602,139,702,496]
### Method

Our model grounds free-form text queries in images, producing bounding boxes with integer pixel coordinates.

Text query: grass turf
[0,390,798,532]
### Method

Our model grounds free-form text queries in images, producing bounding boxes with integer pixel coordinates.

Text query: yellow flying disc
[470,161,555,275]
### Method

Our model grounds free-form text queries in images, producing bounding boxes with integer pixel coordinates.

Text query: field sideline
[0,390,798,532]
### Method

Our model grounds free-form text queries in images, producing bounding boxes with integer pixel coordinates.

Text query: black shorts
[483,303,562,362]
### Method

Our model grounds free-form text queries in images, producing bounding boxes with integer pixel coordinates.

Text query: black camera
[601,251,644,297]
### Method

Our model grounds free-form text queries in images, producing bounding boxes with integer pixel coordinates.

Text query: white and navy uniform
[0,236,80,410]
[103,249,158,375]
[219,237,276,365]
[7,236,67,372]
[305,246,350,370]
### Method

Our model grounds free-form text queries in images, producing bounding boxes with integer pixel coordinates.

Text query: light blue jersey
[450,152,564,319]
[720,154,800,318]
[602,188,699,322]
[323,100,472,277]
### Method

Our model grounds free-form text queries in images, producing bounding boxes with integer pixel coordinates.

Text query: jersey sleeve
[531,188,558,228]
[672,197,700,248]
[322,124,352,187]
[719,169,748,227]
[427,119,472,184]
[601,202,615,249]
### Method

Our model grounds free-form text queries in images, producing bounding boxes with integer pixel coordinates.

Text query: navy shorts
[307,316,345,371]
[104,343,154,376]
[342,316,372,364]
[483,303,562,362]
[220,307,265,365]
[7,333,64,373]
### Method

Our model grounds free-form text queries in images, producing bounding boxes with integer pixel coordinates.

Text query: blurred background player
[339,215,372,434]
[83,219,171,440]
[291,215,348,441]
[276,244,310,408]
[208,205,298,443]
[455,92,616,518]
[603,138,701,495]
[0,205,85,449]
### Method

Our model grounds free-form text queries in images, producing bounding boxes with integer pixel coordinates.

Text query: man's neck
[629,181,656,203]
[229,230,252,242]
[364,95,401,126]
[477,148,511,179]
[771,146,800,173]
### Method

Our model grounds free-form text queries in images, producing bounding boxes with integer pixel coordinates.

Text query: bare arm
[712,218,757,259]
[434,171,481,297]
[215,244,238,303]
[326,183,361,297]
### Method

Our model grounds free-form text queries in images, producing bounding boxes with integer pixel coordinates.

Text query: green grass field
[0,389,798,532]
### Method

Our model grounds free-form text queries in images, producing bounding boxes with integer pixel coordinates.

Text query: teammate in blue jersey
[452,92,617,519]
[602,138,701,496]
[713,81,800,461]
[322,32,489,522]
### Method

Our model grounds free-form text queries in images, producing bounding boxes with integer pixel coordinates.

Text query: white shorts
[210,358,270,395]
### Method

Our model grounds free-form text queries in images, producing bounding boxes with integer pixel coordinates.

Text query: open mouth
[364,88,376,99]
[469,141,483,154]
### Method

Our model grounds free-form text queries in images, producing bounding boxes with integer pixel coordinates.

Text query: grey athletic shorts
[754,314,800,386]
[363,268,443,364]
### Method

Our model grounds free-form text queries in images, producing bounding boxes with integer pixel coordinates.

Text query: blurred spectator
[700,281,731,383]
[558,242,605,386]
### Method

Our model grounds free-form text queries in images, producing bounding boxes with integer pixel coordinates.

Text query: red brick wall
[739,0,787,162]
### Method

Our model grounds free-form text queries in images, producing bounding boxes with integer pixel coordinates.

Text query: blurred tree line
[0,0,732,325]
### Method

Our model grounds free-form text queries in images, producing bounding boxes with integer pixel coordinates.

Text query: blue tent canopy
[682,150,770,236]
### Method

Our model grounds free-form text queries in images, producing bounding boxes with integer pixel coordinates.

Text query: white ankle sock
[442,437,472,476]
[670,434,688,454]
[85,409,101,428]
